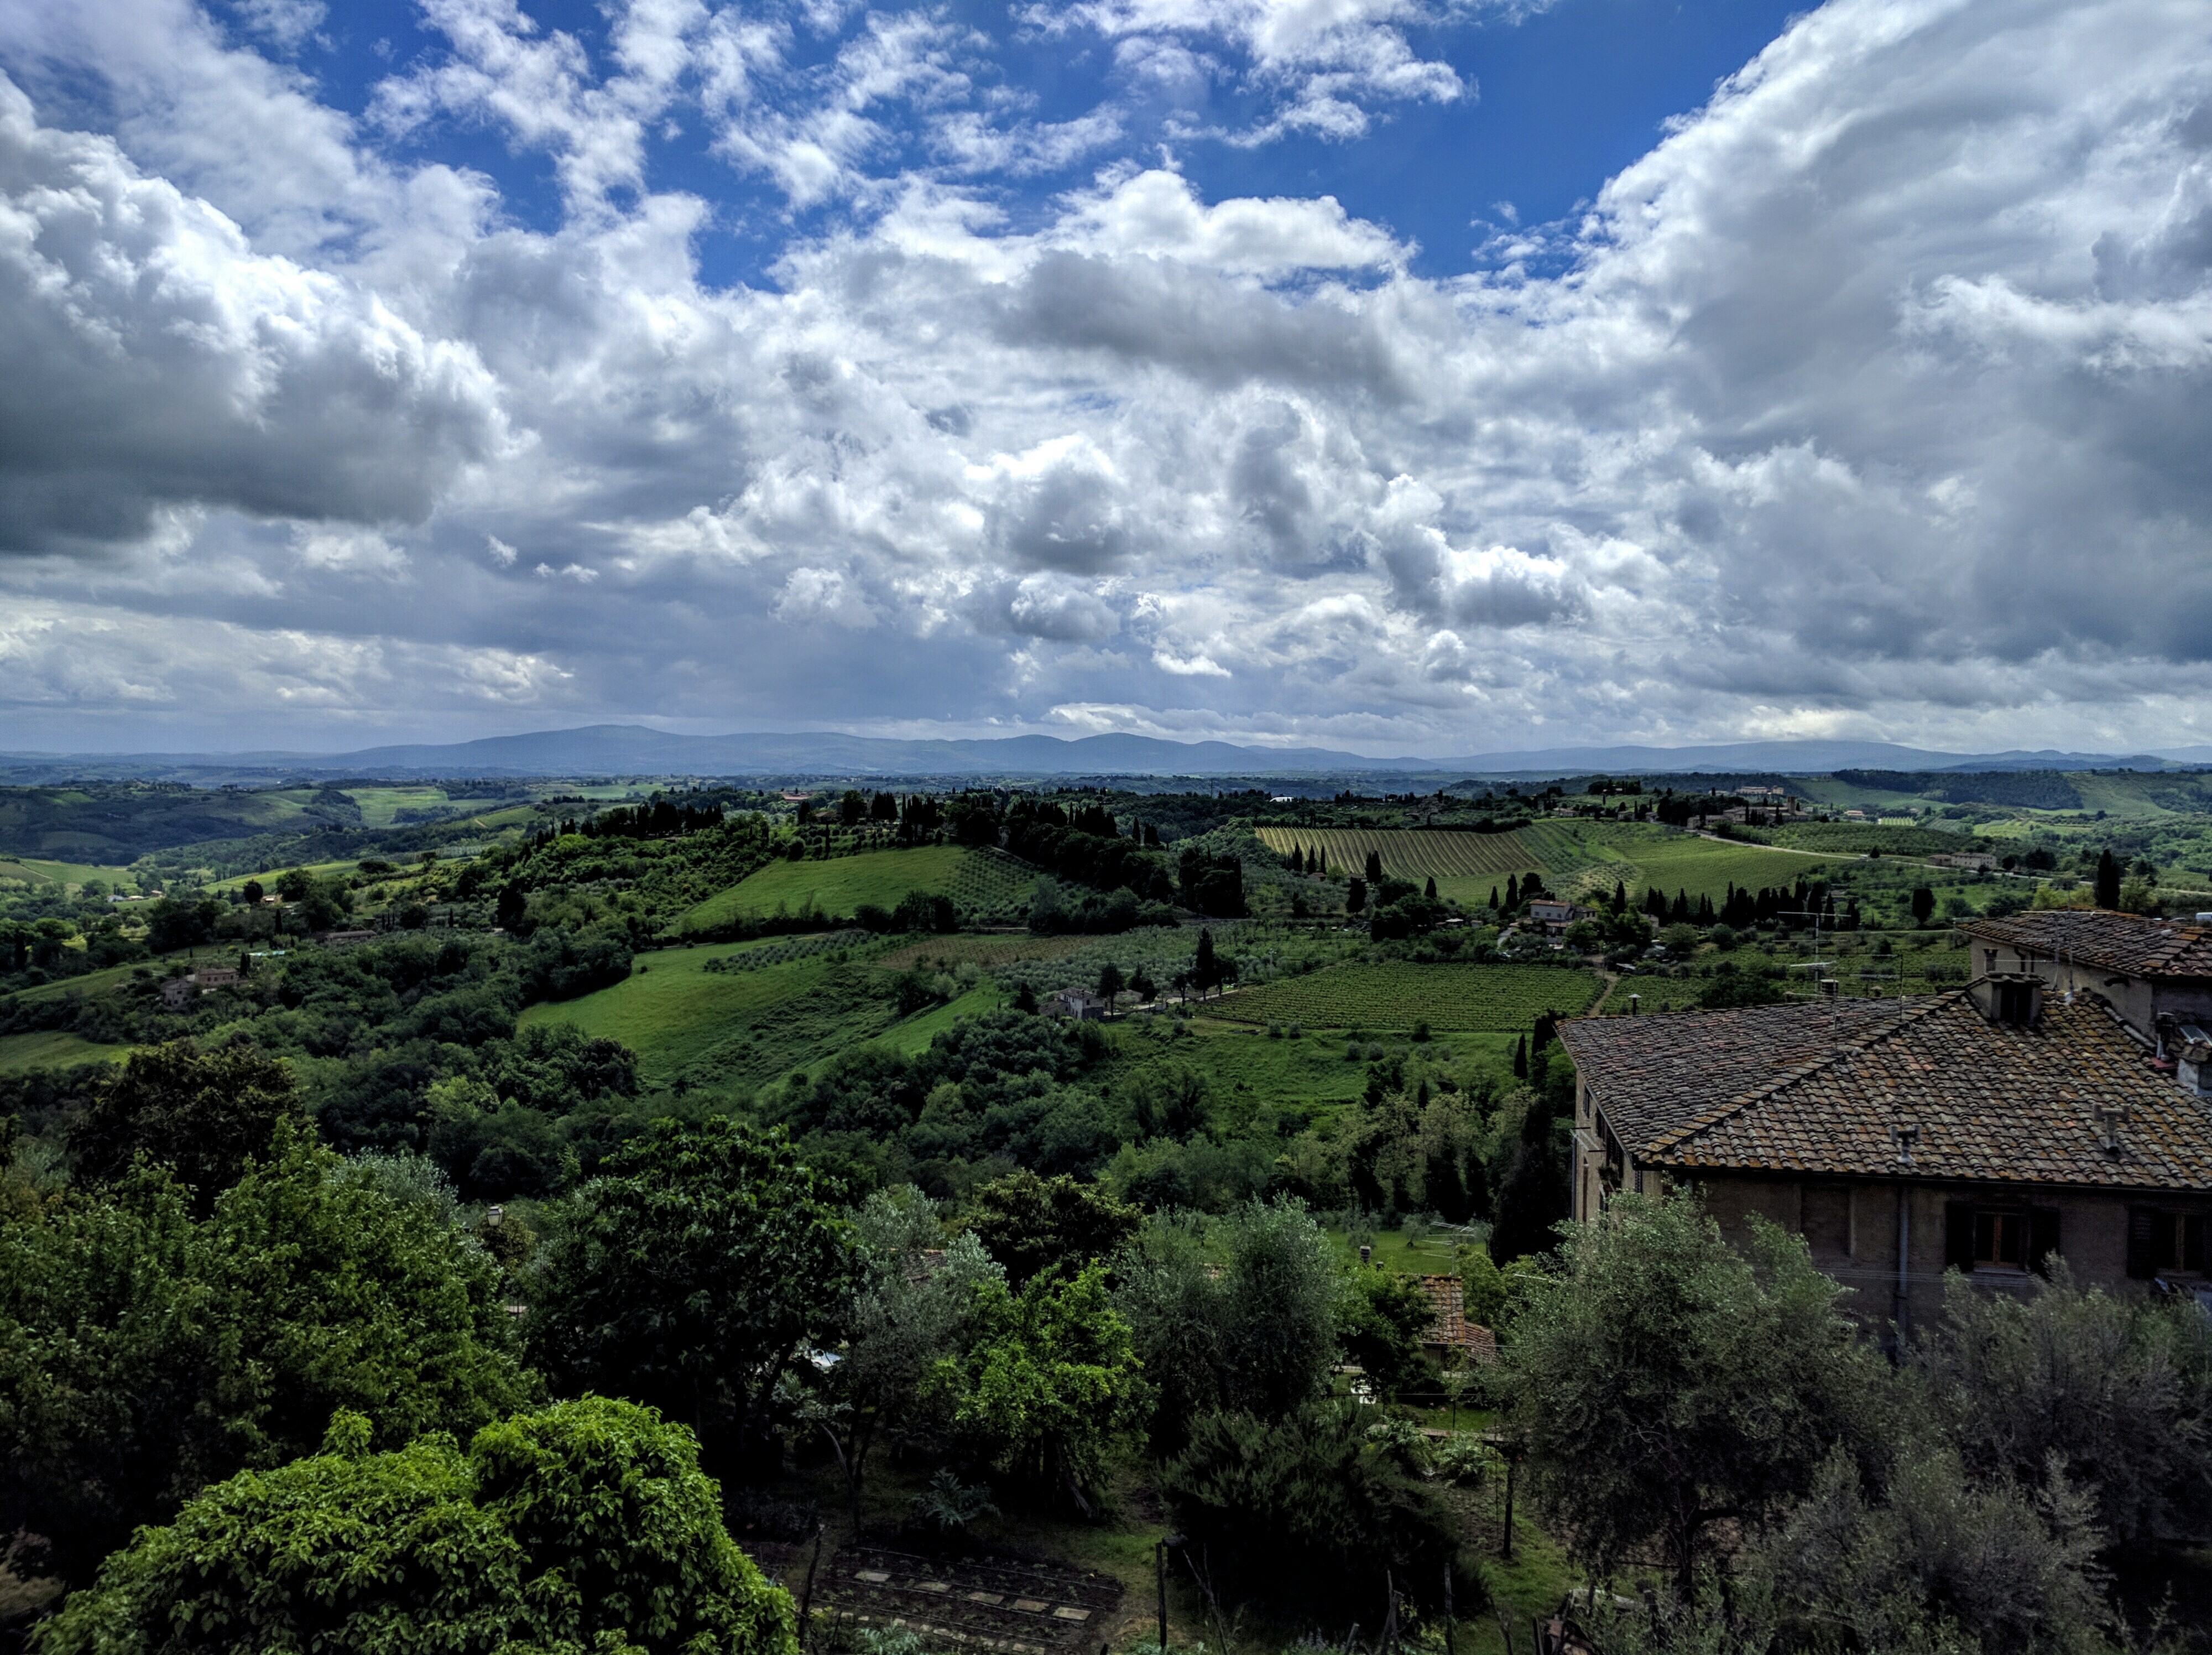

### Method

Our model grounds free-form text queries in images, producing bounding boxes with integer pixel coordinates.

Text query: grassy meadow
[0,1031,134,1073]
[676,845,1036,932]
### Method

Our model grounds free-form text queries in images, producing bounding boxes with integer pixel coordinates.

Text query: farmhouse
[1558,951,2212,1335]
[159,965,242,1007]
[1526,898,1595,933]
[1041,987,1109,1021]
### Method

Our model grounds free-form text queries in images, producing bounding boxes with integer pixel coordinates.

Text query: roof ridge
[1644,988,1970,1156]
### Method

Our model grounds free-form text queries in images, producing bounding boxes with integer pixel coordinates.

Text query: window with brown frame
[1946,1201,2059,1276]
[2127,1208,2208,1278]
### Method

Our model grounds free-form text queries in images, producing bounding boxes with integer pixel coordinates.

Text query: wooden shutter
[1944,1203,1975,1274]
[2029,1207,2060,1277]
[2127,1208,2159,1279]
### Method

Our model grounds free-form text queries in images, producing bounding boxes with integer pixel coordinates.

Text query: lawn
[676,845,1036,933]
[1196,962,1601,1034]
[0,1031,133,1073]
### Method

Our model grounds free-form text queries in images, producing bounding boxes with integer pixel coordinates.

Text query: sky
[2,0,2210,759]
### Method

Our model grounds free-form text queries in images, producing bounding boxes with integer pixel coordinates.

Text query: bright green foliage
[33,1397,799,1655]
[962,1169,1140,1288]
[0,1138,533,1584]
[529,1118,851,1471]
[1500,1190,1885,1598]
[931,1264,1146,1506]
[1161,1399,1472,1622]
[70,1039,302,1209]
[1338,1267,1435,1398]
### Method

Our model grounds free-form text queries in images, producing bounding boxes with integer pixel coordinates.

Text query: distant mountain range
[0,725,2199,780]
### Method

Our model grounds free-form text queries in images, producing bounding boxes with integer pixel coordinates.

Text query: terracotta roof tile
[1564,991,2212,1190]
[1959,909,2212,980]
[1557,997,1903,1151]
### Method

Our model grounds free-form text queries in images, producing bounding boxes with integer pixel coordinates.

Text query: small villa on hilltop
[1559,909,2212,1336]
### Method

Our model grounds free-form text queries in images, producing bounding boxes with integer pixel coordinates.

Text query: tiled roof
[1959,909,2212,980]
[1558,997,1905,1154]
[1611,992,2212,1190]
[1416,1275,1498,1362]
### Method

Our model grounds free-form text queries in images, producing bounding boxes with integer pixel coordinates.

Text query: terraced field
[676,845,1036,933]
[1197,961,1601,1033]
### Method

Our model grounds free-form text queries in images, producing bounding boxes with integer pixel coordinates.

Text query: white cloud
[7,0,2212,757]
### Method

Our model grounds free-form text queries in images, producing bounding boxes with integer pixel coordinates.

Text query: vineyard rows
[1254,826,1554,881]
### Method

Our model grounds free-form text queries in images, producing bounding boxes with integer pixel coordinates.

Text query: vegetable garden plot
[747,1544,1125,1653]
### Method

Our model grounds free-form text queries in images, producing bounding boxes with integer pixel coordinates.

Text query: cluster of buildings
[1559,908,2212,1333]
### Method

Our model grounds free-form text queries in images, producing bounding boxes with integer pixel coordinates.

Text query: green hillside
[1198,961,1601,1034]
[676,844,1036,932]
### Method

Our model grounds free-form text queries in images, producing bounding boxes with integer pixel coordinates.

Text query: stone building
[1558,946,2212,1336]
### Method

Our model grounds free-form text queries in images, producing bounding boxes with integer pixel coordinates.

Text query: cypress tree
[1425,875,1438,900]
[2095,850,2121,910]
[1505,874,1520,910]
[1364,849,1384,883]
[1611,881,1626,915]
[1490,886,1501,912]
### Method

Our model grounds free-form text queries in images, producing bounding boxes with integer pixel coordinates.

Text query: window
[1983,949,1997,975]
[2127,1209,2208,1278]
[1974,1210,2026,1268]
[1947,1202,2059,1276]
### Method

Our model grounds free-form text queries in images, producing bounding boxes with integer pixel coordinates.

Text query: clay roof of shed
[1565,991,2212,1191]
[1959,909,2212,980]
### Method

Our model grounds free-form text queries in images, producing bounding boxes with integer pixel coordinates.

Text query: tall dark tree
[1424,875,1438,901]
[1505,873,1520,910]
[1490,885,1501,912]
[1611,880,1627,915]
[1095,961,1125,1012]
[71,1041,302,1212]
[1345,877,1367,915]
[1363,849,1384,883]
[1911,885,1936,927]
[2095,849,2122,909]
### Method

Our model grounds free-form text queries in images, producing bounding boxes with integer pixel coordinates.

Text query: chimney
[1968,972,2042,1027]
[2178,1028,2212,1097]
[1892,1120,1918,1166]
[2093,1102,2130,1156]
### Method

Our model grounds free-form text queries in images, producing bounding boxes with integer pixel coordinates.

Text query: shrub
[1161,1399,1475,1622]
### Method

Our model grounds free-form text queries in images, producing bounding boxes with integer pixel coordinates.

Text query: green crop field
[676,845,1036,933]
[341,787,451,828]
[0,858,146,895]
[1197,961,1600,1033]
[1760,823,1965,856]
[0,1031,134,1073]
[1567,823,1840,903]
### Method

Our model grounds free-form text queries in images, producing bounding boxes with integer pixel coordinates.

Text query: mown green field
[520,944,841,1079]
[1572,823,1839,903]
[0,1031,133,1073]
[677,846,1035,933]
[1197,962,1599,1033]
[341,787,450,828]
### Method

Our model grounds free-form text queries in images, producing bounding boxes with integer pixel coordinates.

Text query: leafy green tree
[964,1169,1140,1288]
[1501,1190,1885,1599]
[33,1397,798,1655]
[70,1040,302,1210]
[1339,1267,1434,1398]
[1161,1399,1472,1623]
[1128,965,1156,1006]
[931,1263,1146,1507]
[1095,961,1124,1013]
[1114,1200,1342,1451]
[1,1138,533,1584]
[835,1189,1004,1513]
[530,1118,852,1472]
